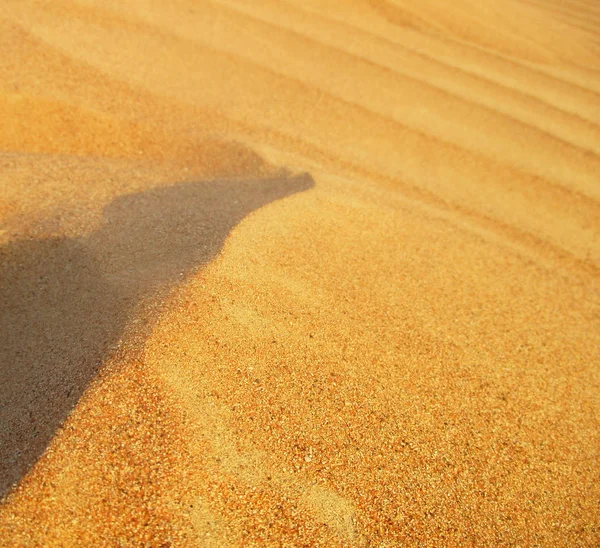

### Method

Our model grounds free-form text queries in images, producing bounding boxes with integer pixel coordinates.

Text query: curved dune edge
[1,0,599,545]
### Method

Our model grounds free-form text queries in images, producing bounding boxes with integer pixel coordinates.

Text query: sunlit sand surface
[1,0,599,545]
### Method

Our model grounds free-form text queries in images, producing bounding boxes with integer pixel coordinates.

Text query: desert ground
[0,0,599,545]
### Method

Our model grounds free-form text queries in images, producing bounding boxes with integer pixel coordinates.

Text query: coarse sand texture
[0,0,599,545]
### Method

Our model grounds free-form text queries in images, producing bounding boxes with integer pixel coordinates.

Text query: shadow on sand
[0,172,314,498]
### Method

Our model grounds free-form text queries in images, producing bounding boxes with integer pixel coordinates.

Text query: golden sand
[0,0,599,545]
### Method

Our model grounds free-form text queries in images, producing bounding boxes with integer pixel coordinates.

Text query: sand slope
[0,0,599,545]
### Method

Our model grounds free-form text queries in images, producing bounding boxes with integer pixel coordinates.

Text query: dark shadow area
[0,172,314,498]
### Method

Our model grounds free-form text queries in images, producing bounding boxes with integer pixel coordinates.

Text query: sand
[0,0,599,545]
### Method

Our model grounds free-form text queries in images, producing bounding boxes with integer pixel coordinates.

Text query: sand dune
[0,0,599,545]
